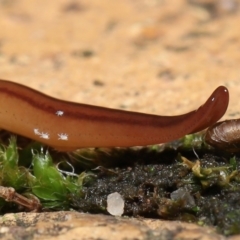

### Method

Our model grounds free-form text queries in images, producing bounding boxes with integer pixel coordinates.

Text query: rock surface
[0,211,232,240]
[0,0,240,118]
[0,0,240,239]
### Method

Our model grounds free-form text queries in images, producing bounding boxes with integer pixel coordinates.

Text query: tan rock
[0,212,227,240]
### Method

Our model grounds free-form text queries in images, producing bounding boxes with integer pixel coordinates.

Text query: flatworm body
[0,80,229,151]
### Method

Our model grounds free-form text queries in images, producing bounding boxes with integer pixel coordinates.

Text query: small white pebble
[107,192,124,216]
[170,188,195,207]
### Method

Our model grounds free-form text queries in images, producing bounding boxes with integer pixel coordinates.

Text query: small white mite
[33,128,40,135]
[34,128,50,139]
[40,132,50,139]
[58,133,68,141]
[56,110,64,116]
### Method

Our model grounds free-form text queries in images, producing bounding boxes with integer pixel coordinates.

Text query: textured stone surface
[0,0,240,239]
[0,212,229,240]
[0,0,240,118]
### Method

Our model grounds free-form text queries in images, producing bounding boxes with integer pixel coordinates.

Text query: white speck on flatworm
[56,110,64,116]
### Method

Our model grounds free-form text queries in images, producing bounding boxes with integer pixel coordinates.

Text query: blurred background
[0,0,239,118]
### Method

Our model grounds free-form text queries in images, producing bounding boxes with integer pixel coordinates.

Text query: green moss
[0,137,89,210]
[0,137,33,190]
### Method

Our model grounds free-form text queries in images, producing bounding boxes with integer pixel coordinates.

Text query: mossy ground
[0,131,240,236]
